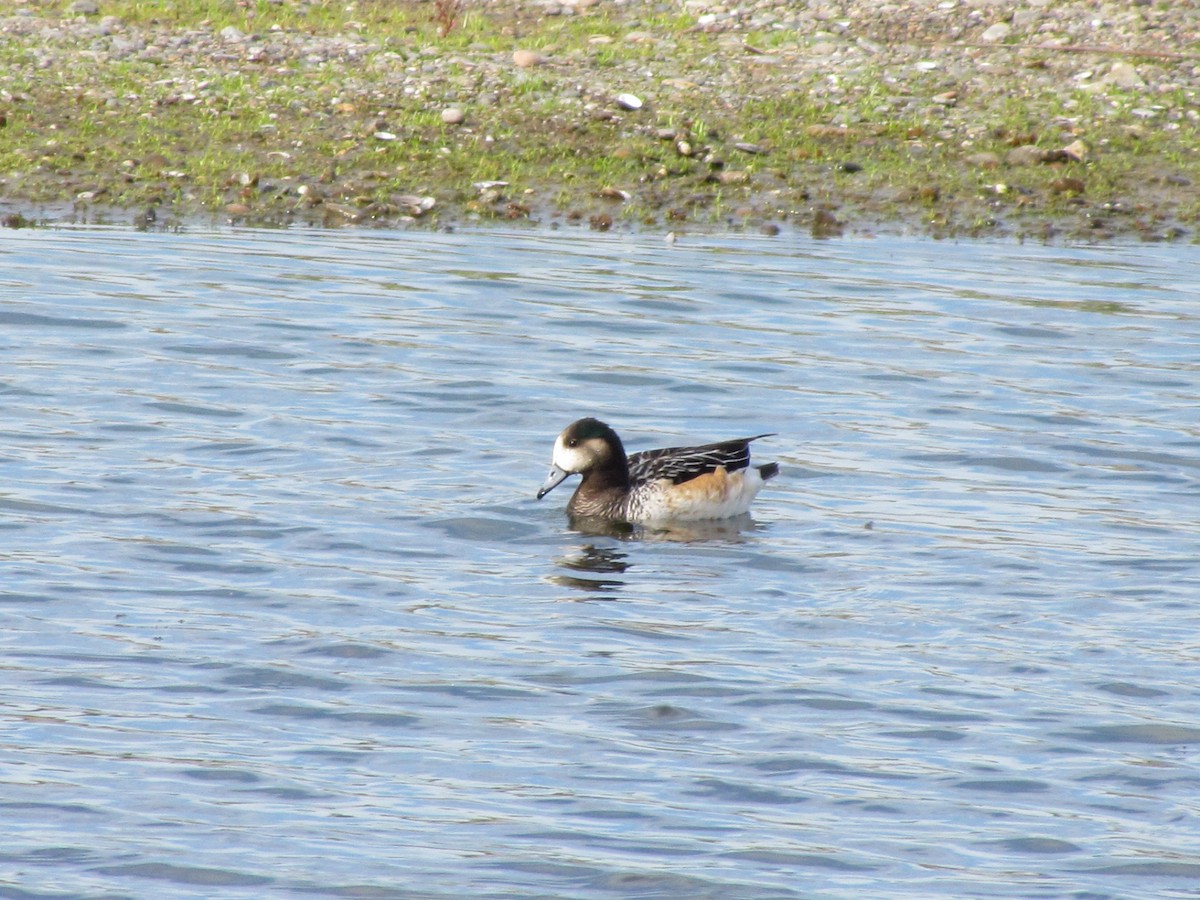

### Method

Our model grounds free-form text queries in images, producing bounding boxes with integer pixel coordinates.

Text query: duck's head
[536,417,625,499]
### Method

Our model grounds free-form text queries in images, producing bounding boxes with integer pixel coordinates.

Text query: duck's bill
[536,464,569,499]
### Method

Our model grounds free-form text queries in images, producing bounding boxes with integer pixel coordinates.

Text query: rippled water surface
[2,227,1199,898]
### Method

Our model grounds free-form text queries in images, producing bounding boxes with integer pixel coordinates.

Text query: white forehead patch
[551,434,595,473]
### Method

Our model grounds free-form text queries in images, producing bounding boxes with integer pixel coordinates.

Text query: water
[1,226,1198,898]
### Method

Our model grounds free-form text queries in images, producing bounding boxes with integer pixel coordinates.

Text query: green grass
[0,0,1196,234]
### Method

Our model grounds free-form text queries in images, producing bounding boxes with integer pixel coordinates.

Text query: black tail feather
[757,462,780,481]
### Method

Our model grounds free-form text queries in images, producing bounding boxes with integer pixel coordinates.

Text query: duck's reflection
[549,515,762,598]
[570,513,760,543]
[550,543,630,596]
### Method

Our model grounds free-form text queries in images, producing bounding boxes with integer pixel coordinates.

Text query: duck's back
[628,435,771,486]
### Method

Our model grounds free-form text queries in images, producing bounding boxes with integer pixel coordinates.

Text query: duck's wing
[628,435,774,486]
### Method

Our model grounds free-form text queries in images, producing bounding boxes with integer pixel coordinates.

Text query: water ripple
[0,228,1197,897]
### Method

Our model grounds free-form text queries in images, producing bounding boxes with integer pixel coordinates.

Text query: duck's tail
[757,462,780,481]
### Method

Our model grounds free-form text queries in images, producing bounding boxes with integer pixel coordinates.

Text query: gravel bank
[1,0,1197,237]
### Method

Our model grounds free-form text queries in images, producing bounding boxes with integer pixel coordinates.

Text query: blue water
[1,227,1198,898]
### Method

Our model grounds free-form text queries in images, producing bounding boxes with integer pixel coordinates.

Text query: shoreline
[2,0,1197,240]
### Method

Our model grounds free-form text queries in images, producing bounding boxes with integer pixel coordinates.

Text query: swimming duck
[536,418,778,523]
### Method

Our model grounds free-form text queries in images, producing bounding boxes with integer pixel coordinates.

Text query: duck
[536,417,778,523]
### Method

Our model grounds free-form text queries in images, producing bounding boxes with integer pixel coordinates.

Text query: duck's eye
[565,438,578,448]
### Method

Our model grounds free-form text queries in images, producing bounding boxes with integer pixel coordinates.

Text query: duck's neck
[582,453,631,492]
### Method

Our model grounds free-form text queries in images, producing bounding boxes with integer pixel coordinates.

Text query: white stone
[1106,61,1145,89]
[980,23,1011,43]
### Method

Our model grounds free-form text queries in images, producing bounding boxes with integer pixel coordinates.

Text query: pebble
[811,209,843,238]
[324,203,363,223]
[396,195,436,215]
[512,49,543,68]
[1062,140,1087,162]
[980,23,1011,43]
[714,170,750,185]
[1007,145,1045,167]
[965,151,1001,169]
[110,35,145,57]
[1049,177,1085,195]
[441,107,464,125]
[1105,62,1145,89]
